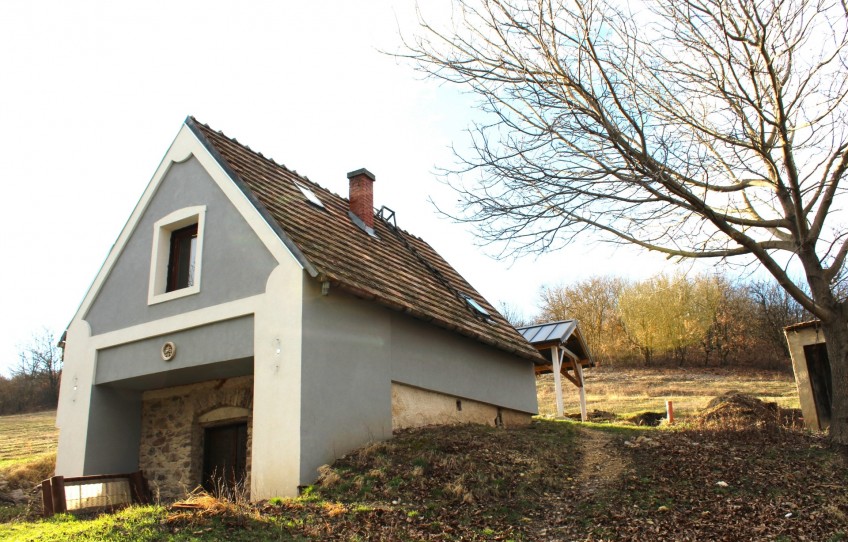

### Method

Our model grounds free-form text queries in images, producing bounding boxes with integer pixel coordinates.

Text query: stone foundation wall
[391,382,532,430]
[139,376,253,501]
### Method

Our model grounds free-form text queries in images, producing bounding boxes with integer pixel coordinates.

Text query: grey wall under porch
[95,316,254,390]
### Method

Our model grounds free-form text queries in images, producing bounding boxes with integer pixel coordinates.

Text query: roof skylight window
[295,182,325,208]
[464,295,492,319]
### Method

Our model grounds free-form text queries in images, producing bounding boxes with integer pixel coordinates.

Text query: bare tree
[539,276,628,364]
[405,0,848,443]
[14,329,63,406]
[498,300,531,327]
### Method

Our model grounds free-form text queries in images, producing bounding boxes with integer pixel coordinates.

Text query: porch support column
[575,361,587,422]
[551,346,564,418]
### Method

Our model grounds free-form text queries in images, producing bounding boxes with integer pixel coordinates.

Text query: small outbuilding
[516,320,594,420]
[784,320,833,430]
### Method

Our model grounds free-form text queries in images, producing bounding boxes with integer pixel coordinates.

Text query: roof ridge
[186,116,544,362]
[189,116,305,178]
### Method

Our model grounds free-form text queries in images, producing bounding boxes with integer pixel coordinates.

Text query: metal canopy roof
[517,320,577,345]
[516,320,593,368]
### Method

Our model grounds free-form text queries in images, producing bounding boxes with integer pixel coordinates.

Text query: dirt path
[575,427,628,496]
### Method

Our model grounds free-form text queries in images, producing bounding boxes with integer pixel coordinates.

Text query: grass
[537,366,799,420]
[0,411,57,469]
[3,368,844,540]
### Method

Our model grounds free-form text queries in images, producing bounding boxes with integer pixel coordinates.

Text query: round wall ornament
[161,341,176,361]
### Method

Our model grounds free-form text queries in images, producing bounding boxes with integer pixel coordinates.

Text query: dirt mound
[629,412,665,426]
[565,409,617,422]
[697,393,798,429]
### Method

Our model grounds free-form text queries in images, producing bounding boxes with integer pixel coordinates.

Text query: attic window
[148,206,206,305]
[464,295,492,320]
[295,182,325,208]
[166,224,198,292]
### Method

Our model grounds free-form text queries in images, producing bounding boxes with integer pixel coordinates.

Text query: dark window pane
[166,224,198,292]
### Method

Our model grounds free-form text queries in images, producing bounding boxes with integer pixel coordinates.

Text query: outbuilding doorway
[202,422,247,494]
[803,343,832,428]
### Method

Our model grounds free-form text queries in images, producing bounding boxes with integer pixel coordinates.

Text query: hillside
[1,370,845,540]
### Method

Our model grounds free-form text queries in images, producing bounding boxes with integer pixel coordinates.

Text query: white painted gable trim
[68,120,307,328]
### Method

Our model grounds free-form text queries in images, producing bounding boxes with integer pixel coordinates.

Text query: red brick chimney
[347,168,376,229]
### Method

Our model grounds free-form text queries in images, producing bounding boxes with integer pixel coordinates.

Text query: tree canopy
[404,0,848,442]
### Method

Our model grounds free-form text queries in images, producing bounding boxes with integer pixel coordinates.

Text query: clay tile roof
[187,117,544,363]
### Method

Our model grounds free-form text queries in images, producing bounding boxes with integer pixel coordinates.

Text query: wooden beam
[561,370,579,387]
[551,347,564,417]
[575,362,587,422]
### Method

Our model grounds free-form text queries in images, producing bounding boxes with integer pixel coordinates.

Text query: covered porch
[517,320,594,421]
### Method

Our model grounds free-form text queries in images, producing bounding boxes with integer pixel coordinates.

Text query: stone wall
[139,376,253,501]
[391,382,532,430]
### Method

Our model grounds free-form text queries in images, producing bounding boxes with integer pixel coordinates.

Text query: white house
[55,117,544,501]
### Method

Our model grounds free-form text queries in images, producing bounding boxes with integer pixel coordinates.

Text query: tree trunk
[820,315,848,446]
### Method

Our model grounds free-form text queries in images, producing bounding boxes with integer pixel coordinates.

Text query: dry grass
[0,453,55,491]
[537,366,799,420]
[0,410,57,468]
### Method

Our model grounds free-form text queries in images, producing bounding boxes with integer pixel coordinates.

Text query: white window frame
[147,206,206,305]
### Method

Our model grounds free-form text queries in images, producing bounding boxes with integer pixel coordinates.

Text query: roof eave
[326,278,545,363]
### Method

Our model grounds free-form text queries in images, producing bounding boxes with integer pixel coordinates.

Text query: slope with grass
[2,370,845,541]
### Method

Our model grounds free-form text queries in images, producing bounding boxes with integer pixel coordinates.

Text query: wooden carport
[516,320,594,421]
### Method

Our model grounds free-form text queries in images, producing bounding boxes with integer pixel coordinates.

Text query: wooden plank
[63,473,133,483]
[50,476,66,514]
[129,471,150,504]
[561,370,579,387]
[551,347,564,417]
[41,480,54,517]
[575,362,587,422]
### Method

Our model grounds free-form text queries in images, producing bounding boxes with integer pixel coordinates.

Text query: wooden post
[666,400,674,424]
[41,480,54,517]
[129,471,151,504]
[551,347,564,417]
[575,362,587,422]
[50,476,66,514]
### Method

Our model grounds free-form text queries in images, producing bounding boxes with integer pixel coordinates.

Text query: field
[537,366,799,420]
[0,411,57,469]
[1,368,845,541]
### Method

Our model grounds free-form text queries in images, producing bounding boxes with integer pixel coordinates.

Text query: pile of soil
[565,409,617,422]
[628,412,665,426]
[696,393,800,429]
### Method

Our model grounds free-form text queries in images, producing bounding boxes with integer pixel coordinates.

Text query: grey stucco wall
[83,386,142,475]
[390,314,538,414]
[85,156,277,335]
[297,278,538,485]
[299,279,393,484]
[95,316,254,389]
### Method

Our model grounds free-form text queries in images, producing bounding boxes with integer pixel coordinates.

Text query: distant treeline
[509,273,812,370]
[0,330,61,415]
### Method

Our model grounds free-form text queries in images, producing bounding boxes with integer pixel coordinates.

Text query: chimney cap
[347,168,376,182]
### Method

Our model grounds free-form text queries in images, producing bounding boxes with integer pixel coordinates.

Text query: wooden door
[202,422,247,494]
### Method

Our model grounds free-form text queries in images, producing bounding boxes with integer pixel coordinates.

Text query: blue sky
[0,1,700,375]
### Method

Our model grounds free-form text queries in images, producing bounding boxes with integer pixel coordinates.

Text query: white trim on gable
[68,121,307,329]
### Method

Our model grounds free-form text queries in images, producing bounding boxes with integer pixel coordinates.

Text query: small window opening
[295,182,325,208]
[166,224,198,292]
[464,295,492,320]
[456,399,462,412]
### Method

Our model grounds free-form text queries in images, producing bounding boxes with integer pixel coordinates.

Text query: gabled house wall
[56,125,307,498]
[56,118,541,501]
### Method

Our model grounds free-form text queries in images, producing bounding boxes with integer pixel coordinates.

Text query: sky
[0,1,712,376]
